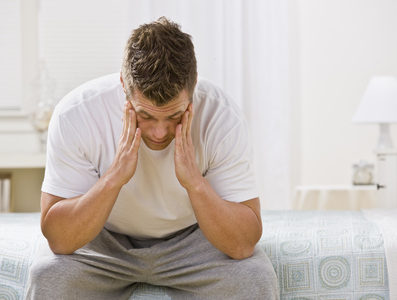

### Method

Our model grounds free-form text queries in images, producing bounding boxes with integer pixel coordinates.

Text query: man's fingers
[126,108,137,146]
[130,128,141,153]
[124,103,132,139]
[186,103,193,141]
[181,111,189,144]
[175,124,183,152]
[122,102,129,136]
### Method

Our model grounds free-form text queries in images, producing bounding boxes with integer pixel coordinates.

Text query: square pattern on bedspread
[0,213,41,300]
[259,210,389,300]
[0,211,391,300]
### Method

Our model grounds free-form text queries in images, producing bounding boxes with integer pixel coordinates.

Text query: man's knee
[29,255,60,283]
[229,248,279,300]
[27,254,78,293]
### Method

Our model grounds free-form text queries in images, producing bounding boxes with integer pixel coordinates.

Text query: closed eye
[169,116,182,121]
[137,111,153,120]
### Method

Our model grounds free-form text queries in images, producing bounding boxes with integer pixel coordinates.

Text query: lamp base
[376,123,394,152]
[376,150,397,208]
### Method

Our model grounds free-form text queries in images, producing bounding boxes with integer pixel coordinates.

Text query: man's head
[120,17,197,150]
[121,17,197,104]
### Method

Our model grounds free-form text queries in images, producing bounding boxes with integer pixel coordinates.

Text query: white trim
[0,110,29,118]
[0,153,45,169]
[0,116,36,133]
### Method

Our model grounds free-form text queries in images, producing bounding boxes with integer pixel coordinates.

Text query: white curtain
[38,0,291,209]
[0,0,22,109]
[240,1,292,210]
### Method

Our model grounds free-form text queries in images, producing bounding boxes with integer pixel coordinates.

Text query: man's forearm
[187,178,262,260]
[173,104,261,259]
[41,173,122,255]
[42,102,141,255]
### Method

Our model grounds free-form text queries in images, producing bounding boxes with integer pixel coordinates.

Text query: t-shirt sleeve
[204,121,258,203]
[41,112,99,198]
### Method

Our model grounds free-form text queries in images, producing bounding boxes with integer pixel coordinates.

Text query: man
[27,17,278,299]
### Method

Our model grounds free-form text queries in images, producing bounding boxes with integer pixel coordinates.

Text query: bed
[0,210,396,299]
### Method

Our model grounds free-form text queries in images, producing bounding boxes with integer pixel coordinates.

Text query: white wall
[2,0,292,211]
[295,0,397,185]
[0,0,41,154]
[2,1,397,211]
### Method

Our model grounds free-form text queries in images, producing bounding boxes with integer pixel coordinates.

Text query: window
[0,0,22,110]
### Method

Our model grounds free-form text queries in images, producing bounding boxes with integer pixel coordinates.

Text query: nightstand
[293,185,379,210]
[0,153,45,212]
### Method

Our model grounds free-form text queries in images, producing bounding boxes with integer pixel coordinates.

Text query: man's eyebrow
[136,109,184,119]
[136,110,152,117]
[167,111,184,118]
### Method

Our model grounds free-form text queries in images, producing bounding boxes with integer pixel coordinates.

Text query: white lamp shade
[352,76,397,123]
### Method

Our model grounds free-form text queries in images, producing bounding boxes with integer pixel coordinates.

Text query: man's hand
[174,103,262,259]
[107,101,141,186]
[41,101,141,254]
[174,103,203,191]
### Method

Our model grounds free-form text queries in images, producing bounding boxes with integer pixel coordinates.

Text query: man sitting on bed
[26,17,278,300]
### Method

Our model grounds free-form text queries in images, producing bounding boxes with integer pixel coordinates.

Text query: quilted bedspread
[260,210,389,300]
[0,211,390,299]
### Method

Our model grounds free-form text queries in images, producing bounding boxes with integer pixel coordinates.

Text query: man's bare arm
[189,186,262,260]
[174,104,262,260]
[41,101,140,254]
[41,176,121,254]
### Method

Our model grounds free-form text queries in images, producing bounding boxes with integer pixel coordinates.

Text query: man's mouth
[148,138,168,144]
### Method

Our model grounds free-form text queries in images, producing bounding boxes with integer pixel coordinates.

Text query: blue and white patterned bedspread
[260,210,389,300]
[0,213,42,299]
[0,211,390,299]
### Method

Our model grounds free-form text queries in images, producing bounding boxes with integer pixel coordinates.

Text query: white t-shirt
[42,73,258,239]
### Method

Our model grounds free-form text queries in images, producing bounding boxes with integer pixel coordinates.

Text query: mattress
[0,210,394,299]
[0,213,41,299]
[261,210,391,300]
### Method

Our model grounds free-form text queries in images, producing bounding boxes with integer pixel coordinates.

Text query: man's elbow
[227,245,256,260]
[42,227,78,255]
[229,225,262,260]
[45,236,78,255]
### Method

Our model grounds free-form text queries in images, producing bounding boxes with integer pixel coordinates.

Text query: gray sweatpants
[26,224,279,300]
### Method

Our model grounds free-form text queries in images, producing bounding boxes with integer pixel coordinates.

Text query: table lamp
[352,76,397,208]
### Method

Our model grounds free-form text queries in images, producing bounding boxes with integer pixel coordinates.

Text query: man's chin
[144,137,173,150]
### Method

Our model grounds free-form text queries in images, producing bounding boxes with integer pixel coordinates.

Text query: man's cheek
[135,121,148,136]
[170,123,179,136]
[136,118,147,129]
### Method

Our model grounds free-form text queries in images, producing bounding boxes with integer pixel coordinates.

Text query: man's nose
[153,123,168,140]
